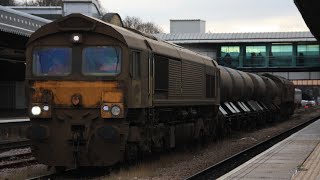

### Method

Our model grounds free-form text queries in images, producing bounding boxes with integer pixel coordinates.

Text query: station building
[155,20,320,100]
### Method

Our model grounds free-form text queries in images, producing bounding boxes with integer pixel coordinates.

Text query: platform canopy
[294,0,320,41]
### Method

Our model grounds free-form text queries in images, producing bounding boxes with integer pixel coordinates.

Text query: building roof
[170,19,205,22]
[0,5,51,37]
[295,0,320,41]
[155,31,317,44]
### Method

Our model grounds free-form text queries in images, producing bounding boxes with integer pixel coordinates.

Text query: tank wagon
[25,14,295,169]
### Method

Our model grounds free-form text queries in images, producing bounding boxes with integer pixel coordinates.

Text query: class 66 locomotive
[25,14,295,168]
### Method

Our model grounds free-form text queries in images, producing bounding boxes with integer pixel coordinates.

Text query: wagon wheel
[216,113,227,138]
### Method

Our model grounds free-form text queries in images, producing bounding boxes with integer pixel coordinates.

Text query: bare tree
[22,0,62,6]
[123,16,163,34]
[0,0,17,6]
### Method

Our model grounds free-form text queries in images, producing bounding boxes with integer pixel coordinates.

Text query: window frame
[32,46,72,77]
[81,46,123,76]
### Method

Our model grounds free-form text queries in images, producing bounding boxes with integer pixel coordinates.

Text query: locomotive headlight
[71,34,82,43]
[73,35,80,42]
[31,106,41,116]
[111,106,121,116]
[102,105,109,111]
[43,105,49,111]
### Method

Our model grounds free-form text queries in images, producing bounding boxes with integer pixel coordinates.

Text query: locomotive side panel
[168,59,182,99]
[181,60,204,98]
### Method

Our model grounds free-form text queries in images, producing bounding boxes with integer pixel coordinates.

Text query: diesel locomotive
[25,14,295,168]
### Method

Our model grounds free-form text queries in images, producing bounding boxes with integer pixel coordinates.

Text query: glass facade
[270,45,292,67]
[219,43,320,68]
[220,46,240,68]
[244,46,266,67]
[297,45,320,66]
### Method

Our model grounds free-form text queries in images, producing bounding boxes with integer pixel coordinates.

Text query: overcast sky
[101,0,309,33]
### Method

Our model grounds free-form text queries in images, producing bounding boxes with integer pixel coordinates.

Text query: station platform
[0,117,29,124]
[219,119,320,179]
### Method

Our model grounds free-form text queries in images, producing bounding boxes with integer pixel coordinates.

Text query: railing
[216,55,320,68]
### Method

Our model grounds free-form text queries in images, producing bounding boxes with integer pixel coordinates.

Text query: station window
[131,51,141,79]
[270,45,292,67]
[220,46,240,68]
[297,45,320,67]
[245,46,266,67]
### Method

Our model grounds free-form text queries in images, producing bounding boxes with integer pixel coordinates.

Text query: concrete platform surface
[0,118,29,124]
[219,119,320,180]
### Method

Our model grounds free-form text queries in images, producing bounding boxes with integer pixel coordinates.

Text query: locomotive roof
[28,13,215,67]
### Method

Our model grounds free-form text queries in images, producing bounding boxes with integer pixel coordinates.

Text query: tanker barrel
[237,71,254,100]
[247,73,266,101]
[261,76,280,105]
[219,66,233,102]
[219,66,254,102]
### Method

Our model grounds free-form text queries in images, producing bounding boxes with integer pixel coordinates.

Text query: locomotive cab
[26,15,139,167]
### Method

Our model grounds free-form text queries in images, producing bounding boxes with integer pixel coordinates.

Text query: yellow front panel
[32,81,122,107]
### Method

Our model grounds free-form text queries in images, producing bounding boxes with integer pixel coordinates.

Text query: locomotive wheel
[125,143,139,164]
[200,129,208,146]
[55,166,66,173]
[232,118,241,131]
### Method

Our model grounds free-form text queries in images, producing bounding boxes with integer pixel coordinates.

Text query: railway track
[27,167,110,180]
[0,140,31,152]
[0,152,37,170]
[186,115,320,180]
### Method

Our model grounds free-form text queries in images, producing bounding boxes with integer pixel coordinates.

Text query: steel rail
[0,152,32,162]
[0,157,37,170]
[0,140,31,151]
[186,115,320,180]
